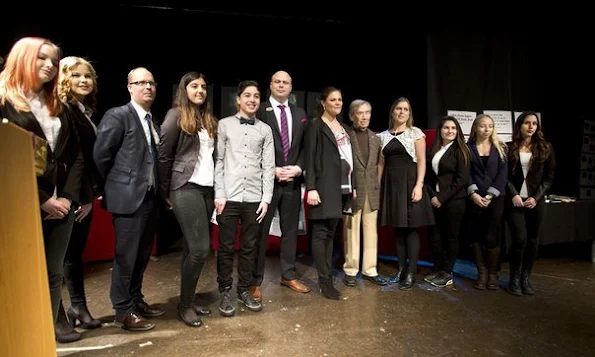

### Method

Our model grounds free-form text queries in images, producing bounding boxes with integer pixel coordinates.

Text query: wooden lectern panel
[0,121,56,356]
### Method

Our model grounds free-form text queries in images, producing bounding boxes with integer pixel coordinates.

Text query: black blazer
[304,117,356,220]
[65,103,101,205]
[256,100,308,188]
[0,100,83,205]
[467,141,508,197]
[506,142,556,202]
[425,143,470,203]
[157,107,218,199]
[93,102,160,215]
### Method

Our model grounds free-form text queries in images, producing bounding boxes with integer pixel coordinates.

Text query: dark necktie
[278,104,289,162]
[145,114,156,160]
[240,117,255,125]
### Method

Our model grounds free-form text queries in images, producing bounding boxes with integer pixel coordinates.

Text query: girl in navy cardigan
[466,114,508,291]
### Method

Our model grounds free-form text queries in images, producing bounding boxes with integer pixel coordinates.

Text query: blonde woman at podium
[54,56,102,341]
[0,38,84,342]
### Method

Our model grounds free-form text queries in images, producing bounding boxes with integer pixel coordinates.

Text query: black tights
[396,227,420,273]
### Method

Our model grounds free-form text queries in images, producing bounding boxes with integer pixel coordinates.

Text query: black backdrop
[2,6,593,198]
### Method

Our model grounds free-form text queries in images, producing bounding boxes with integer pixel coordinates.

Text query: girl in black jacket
[506,111,555,296]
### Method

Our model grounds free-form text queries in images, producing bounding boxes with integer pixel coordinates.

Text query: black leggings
[396,227,420,273]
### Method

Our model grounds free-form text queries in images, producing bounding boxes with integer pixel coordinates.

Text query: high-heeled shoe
[67,304,101,329]
[56,303,81,344]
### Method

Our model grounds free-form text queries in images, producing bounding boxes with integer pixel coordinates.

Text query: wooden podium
[0,120,56,356]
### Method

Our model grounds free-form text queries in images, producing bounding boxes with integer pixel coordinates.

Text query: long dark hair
[429,116,471,165]
[509,111,551,171]
[174,72,217,137]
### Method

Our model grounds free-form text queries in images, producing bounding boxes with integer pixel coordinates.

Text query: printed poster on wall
[447,110,476,142]
[514,111,541,124]
[483,110,513,143]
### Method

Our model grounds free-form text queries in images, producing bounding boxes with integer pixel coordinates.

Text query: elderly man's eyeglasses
[130,80,157,87]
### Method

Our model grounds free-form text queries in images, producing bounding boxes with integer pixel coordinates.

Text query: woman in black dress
[378,97,434,290]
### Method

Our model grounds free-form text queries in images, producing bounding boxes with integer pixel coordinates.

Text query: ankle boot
[398,271,416,290]
[521,270,535,295]
[68,303,101,329]
[318,276,340,300]
[471,243,487,290]
[486,248,500,290]
[55,302,81,343]
[508,252,522,296]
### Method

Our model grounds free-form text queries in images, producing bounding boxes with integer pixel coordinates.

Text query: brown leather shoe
[249,286,262,302]
[281,279,311,293]
[136,300,165,317]
[115,312,155,331]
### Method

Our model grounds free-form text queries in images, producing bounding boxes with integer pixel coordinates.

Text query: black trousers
[216,201,260,294]
[253,183,301,285]
[468,196,504,249]
[311,218,341,279]
[43,210,75,324]
[170,183,214,306]
[506,199,545,272]
[429,198,466,273]
[110,191,157,318]
[63,207,93,305]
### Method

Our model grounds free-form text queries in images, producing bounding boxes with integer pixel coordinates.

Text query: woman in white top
[506,111,555,296]
[424,116,470,287]
[157,72,218,327]
[0,37,84,342]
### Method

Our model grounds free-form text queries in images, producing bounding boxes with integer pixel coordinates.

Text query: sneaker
[237,291,263,312]
[424,271,439,283]
[219,291,235,317]
[430,271,454,288]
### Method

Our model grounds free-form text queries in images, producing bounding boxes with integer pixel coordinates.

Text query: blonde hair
[58,56,98,112]
[0,37,63,116]
[469,114,506,161]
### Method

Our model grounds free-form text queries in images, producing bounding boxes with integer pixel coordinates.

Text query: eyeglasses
[129,80,157,87]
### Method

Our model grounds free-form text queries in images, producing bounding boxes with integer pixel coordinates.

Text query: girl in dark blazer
[466,114,508,291]
[305,86,356,300]
[54,56,102,339]
[157,72,218,327]
[0,37,83,342]
[506,111,555,296]
[424,116,470,287]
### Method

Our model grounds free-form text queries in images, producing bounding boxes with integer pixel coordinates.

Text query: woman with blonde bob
[0,37,83,342]
[55,56,102,339]
[466,114,508,291]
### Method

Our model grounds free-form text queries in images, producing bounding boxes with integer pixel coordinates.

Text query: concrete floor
[57,248,595,356]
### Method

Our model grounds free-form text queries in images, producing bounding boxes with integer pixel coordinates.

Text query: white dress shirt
[431,141,454,192]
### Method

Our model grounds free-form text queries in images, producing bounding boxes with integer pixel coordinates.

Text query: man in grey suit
[342,99,388,287]
[94,67,164,331]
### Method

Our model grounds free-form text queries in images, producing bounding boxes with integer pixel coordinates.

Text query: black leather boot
[508,250,522,296]
[471,243,487,290]
[398,271,415,290]
[318,276,340,300]
[55,302,81,343]
[521,270,535,295]
[486,247,500,290]
[67,303,101,329]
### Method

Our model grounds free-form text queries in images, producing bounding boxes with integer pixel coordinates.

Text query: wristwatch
[485,194,494,200]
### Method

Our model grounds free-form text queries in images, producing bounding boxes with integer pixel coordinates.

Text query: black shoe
[319,277,340,300]
[398,272,415,290]
[362,274,388,286]
[178,303,202,327]
[343,274,357,287]
[521,270,535,295]
[136,300,165,317]
[219,291,235,317]
[430,271,453,288]
[237,291,263,312]
[67,304,101,329]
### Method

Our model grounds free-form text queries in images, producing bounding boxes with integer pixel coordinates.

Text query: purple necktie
[279,104,289,162]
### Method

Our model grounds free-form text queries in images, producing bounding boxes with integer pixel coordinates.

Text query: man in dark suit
[342,100,388,287]
[93,67,164,331]
[250,71,310,302]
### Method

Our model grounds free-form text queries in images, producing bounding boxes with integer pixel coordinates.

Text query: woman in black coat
[305,86,356,300]
[506,111,555,296]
